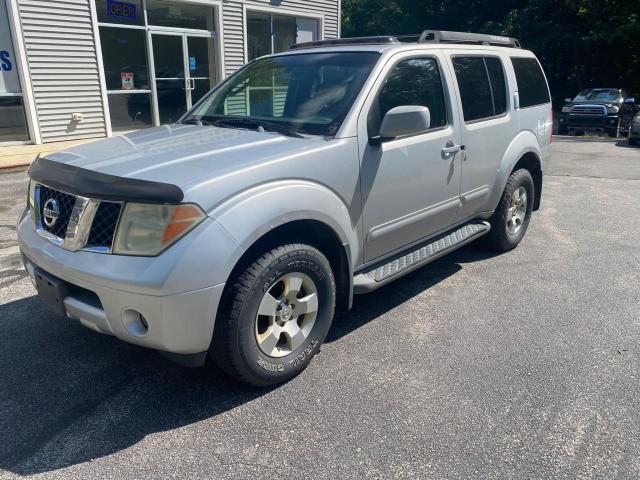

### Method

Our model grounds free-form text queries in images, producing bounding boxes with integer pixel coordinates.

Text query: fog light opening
[123,309,149,337]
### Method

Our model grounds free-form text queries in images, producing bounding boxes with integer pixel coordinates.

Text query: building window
[99,26,152,131]
[95,0,144,26]
[146,0,214,30]
[246,11,319,61]
[0,0,29,142]
[97,0,219,132]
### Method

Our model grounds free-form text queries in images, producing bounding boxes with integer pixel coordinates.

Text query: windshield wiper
[210,117,304,139]
[180,118,214,126]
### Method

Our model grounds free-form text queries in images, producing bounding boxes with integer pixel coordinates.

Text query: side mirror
[564,97,572,104]
[372,106,431,144]
[624,97,636,104]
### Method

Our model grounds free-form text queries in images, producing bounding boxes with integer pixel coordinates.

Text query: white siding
[222,0,340,77]
[17,0,107,143]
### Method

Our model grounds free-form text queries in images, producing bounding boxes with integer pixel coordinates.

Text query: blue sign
[189,57,196,71]
[107,0,137,21]
[0,51,12,72]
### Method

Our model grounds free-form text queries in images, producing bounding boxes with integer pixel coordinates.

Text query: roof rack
[418,30,521,48]
[289,30,521,50]
[290,36,400,50]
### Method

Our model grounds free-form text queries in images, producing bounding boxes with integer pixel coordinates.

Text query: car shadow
[0,243,497,476]
[615,139,637,149]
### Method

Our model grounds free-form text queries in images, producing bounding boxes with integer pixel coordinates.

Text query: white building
[0,0,340,145]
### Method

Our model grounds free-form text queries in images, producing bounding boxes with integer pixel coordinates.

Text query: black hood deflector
[28,156,184,204]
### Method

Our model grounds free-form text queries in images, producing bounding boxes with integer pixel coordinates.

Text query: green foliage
[342,0,640,106]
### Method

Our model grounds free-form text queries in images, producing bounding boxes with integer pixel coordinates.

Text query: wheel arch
[212,180,359,315]
[220,219,353,315]
[511,151,543,211]
[490,131,544,212]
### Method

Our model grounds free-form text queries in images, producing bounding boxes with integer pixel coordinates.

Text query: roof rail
[288,31,521,51]
[418,30,521,48]
[290,36,400,50]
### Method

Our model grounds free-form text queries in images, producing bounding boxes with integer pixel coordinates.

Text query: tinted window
[485,57,507,115]
[452,57,494,121]
[370,57,447,136]
[511,57,550,108]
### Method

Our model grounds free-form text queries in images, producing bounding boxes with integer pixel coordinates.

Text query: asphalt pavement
[0,137,639,479]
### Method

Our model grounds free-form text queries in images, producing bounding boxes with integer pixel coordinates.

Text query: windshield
[184,52,380,136]
[573,89,621,103]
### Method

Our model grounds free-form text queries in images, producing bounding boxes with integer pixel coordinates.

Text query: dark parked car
[629,112,640,146]
[558,88,639,137]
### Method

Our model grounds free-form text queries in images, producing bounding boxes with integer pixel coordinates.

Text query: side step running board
[353,221,491,294]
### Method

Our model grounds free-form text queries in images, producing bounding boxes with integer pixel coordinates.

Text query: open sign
[107,0,137,20]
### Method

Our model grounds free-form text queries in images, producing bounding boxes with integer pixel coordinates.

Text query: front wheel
[485,169,535,251]
[211,243,335,386]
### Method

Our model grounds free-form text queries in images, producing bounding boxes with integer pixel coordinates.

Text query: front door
[151,32,215,124]
[360,55,463,262]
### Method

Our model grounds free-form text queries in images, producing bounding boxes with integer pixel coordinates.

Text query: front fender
[209,180,359,266]
[487,130,542,212]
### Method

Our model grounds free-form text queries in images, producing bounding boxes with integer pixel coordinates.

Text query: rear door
[358,51,463,262]
[447,51,517,221]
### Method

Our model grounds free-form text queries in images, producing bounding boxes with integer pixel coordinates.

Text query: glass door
[152,32,188,124]
[186,35,215,106]
[151,32,215,124]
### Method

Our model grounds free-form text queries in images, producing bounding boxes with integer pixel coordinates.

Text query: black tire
[485,169,535,251]
[607,128,619,138]
[211,243,336,387]
[557,126,568,135]
[629,138,637,146]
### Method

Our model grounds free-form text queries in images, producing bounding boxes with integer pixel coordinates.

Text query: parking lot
[0,137,639,479]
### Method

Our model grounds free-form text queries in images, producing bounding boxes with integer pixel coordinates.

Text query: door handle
[441,142,464,159]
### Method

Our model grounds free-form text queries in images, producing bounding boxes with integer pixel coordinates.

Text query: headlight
[607,105,619,114]
[561,106,571,113]
[113,203,206,256]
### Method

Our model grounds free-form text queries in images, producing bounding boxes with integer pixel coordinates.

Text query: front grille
[571,105,606,116]
[34,183,123,253]
[38,185,76,238]
[87,202,122,248]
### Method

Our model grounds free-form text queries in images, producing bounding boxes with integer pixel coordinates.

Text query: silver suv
[18,31,552,386]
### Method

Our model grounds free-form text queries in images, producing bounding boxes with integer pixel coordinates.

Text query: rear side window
[369,57,447,136]
[485,57,507,115]
[511,57,550,108]
[452,56,507,122]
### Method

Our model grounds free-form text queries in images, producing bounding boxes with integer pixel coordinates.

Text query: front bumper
[558,114,619,130]
[17,208,243,354]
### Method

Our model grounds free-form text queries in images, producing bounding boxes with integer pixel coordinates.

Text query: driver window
[368,57,447,137]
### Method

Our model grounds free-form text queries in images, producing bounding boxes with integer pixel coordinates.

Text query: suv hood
[45,124,324,190]
[568,100,621,106]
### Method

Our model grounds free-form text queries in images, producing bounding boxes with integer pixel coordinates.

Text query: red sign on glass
[121,72,134,90]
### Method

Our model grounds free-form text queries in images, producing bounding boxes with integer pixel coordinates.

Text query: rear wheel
[211,243,335,386]
[485,169,535,251]
[629,137,637,146]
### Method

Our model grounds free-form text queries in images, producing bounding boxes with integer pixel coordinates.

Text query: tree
[342,0,640,106]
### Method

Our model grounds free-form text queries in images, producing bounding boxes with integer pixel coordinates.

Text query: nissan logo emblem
[43,198,60,228]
